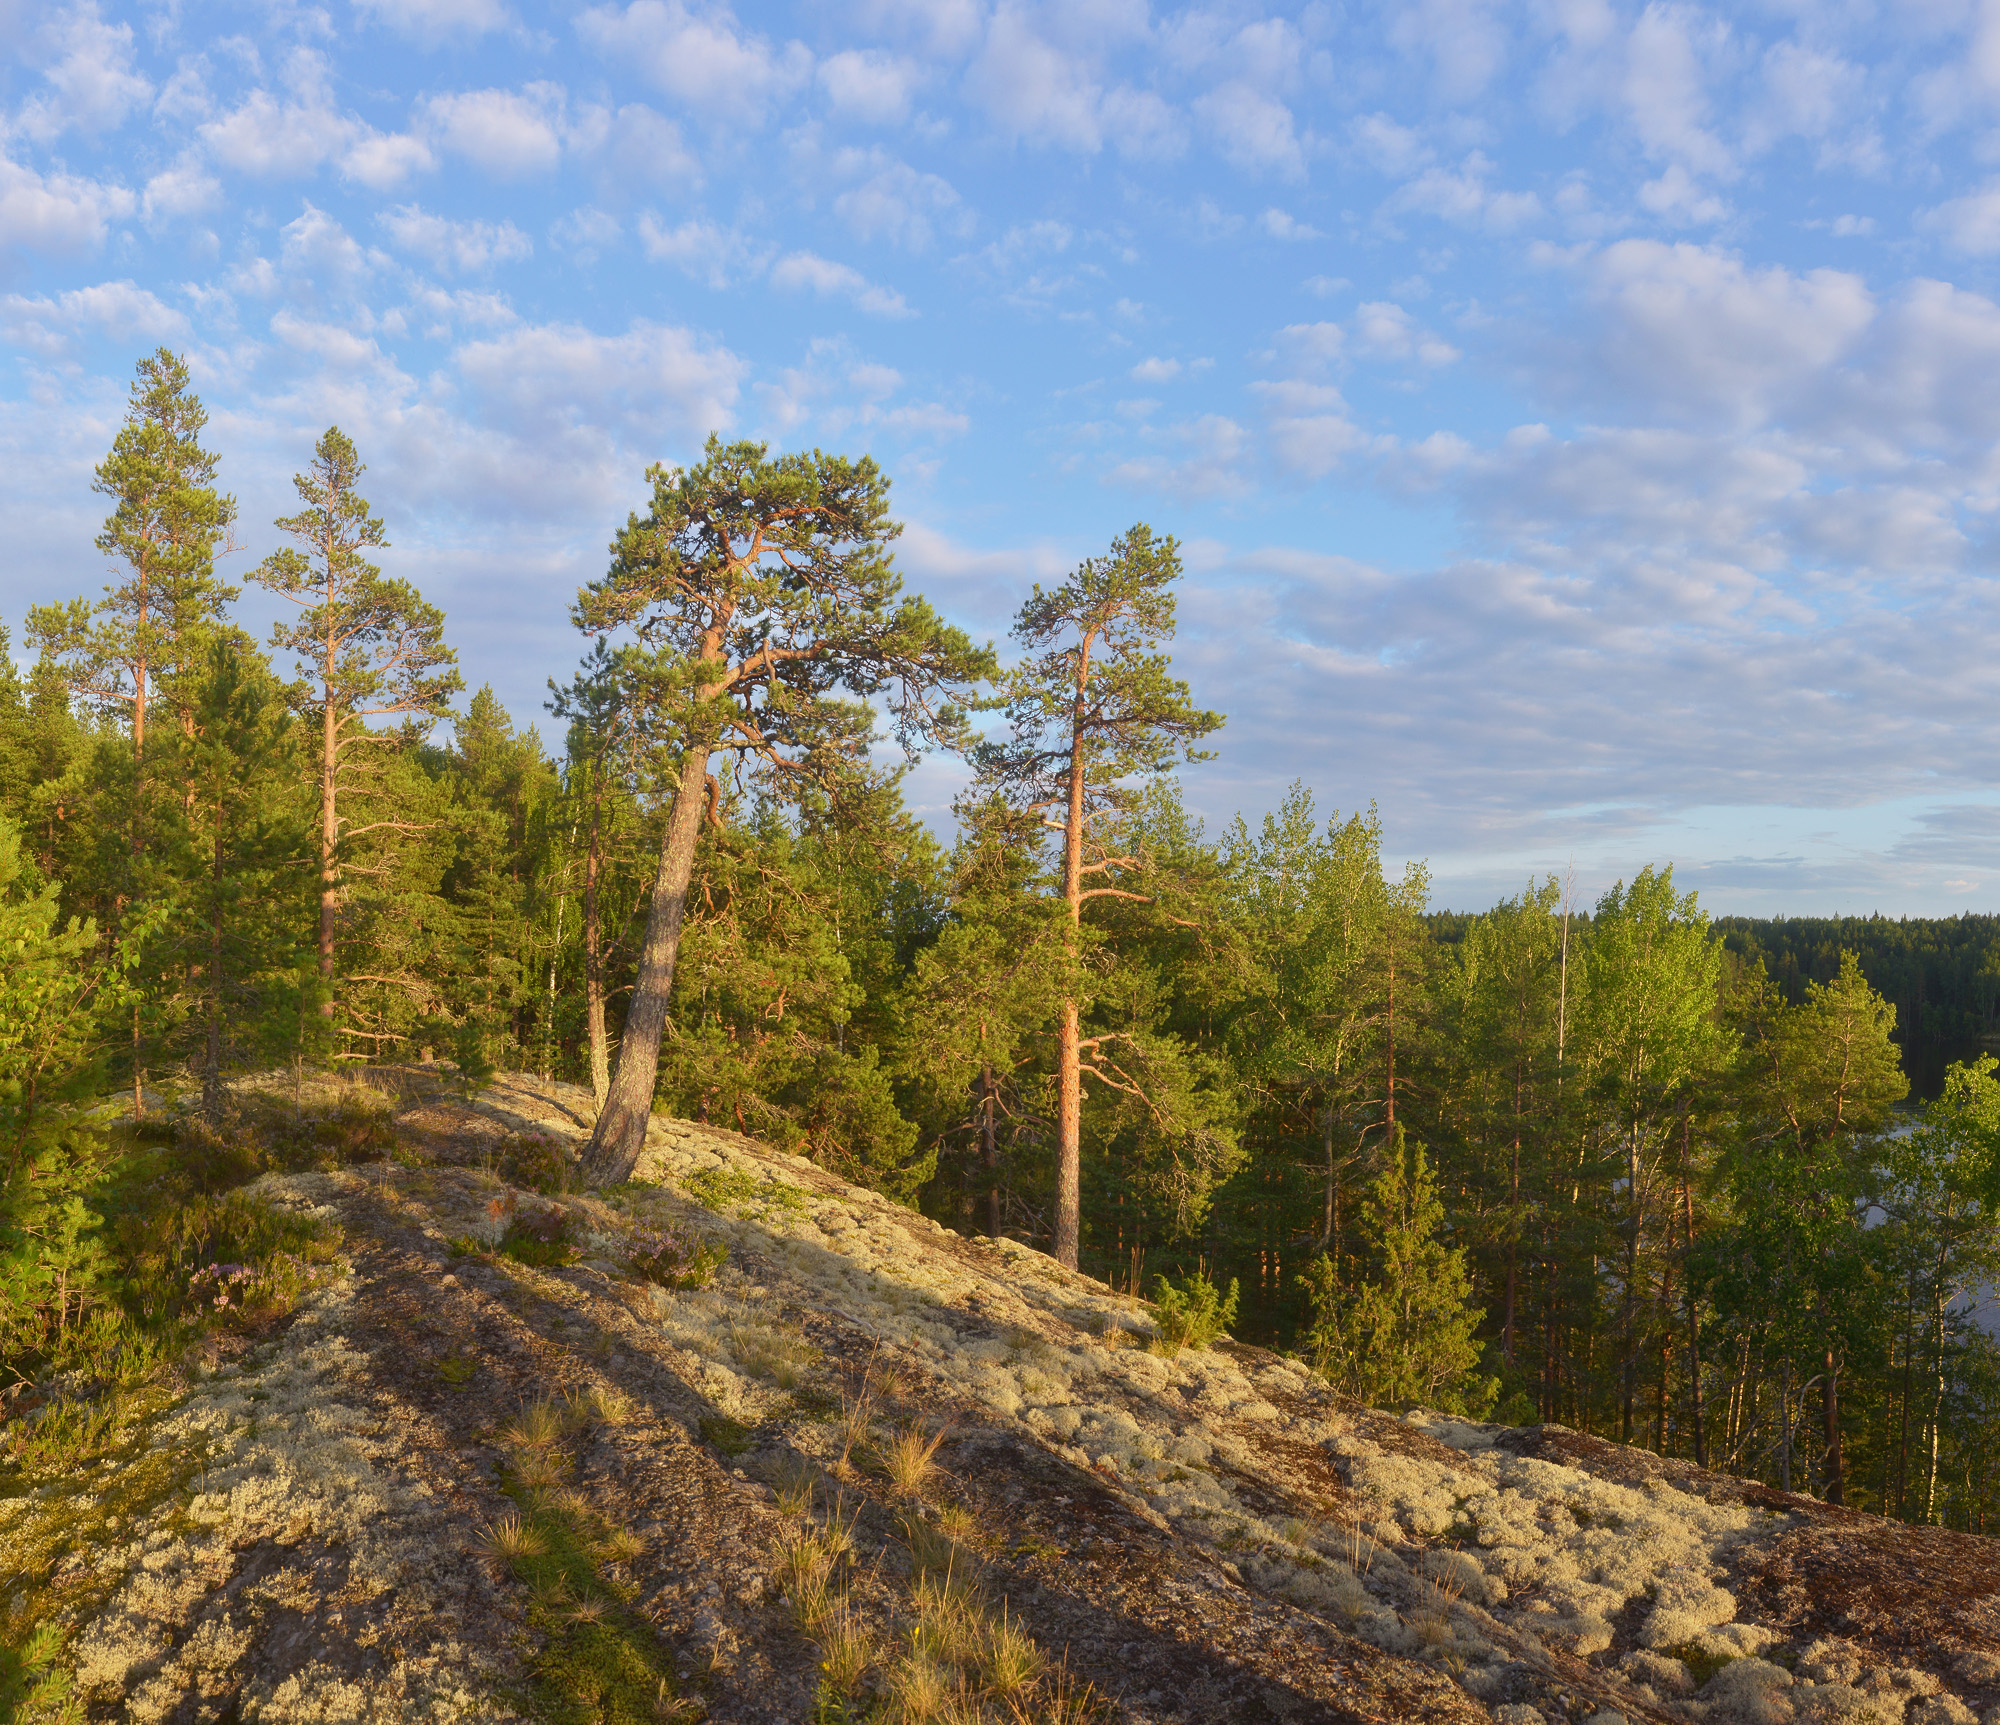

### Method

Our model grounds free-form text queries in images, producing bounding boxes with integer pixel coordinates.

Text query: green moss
[0,1383,210,1698]
[683,1166,805,1223]
[498,1473,681,1724]
[1668,1642,1738,1687]
[699,1415,754,1457]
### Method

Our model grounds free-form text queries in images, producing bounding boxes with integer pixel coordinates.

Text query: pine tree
[571,436,990,1183]
[974,524,1222,1268]
[249,427,462,1059]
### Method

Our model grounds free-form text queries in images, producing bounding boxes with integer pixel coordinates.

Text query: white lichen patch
[46,1257,517,1724]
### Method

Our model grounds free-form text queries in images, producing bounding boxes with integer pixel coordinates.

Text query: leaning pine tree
[575,436,993,1185]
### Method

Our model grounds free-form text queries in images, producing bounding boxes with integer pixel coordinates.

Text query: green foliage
[1149,1266,1240,1353]
[622,1220,726,1290]
[499,1206,580,1267]
[1299,1129,1496,1417]
[683,1164,806,1221]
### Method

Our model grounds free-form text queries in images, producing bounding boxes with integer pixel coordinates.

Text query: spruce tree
[1298,1126,1495,1415]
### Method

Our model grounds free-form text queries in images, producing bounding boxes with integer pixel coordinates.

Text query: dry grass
[597,1525,645,1565]
[1012,1668,1107,1724]
[774,1456,818,1519]
[981,1607,1044,1700]
[836,1383,876,1471]
[1410,1564,1467,1649]
[474,1509,548,1575]
[935,1503,983,1547]
[500,1397,567,1451]
[815,1598,875,1697]
[885,1419,952,1495]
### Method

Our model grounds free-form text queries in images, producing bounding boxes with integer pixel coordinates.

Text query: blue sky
[6,0,2000,915]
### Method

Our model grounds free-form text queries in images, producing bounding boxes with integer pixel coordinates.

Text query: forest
[7,351,2000,1539]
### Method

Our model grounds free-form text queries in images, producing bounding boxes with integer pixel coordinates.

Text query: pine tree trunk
[1053,649,1090,1271]
[981,1061,1000,1237]
[319,650,339,1031]
[584,741,710,1184]
[1822,1342,1845,1505]
[584,773,608,1104]
[203,814,224,1121]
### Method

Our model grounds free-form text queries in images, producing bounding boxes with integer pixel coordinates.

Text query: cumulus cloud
[1352,301,1459,367]
[818,49,926,123]
[1105,413,1252,498]
[14,3,151,142]
[379,205,532,273]
[1195,82,1306,179]
[832,158,962,249]
[636,215,770,289]
[575,0,811,125]
[1388,153,1541,231]
[0,152,133,255]
[0,280,185,355]
[353,0,510,41]
[420,86,566,178]
[769,251,911,317]
[142,157,222,225]
[1923,183,2000,255]
[1553,241,1874,431]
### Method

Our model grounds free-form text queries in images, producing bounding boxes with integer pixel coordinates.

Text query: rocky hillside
[10,1071,2000,1724]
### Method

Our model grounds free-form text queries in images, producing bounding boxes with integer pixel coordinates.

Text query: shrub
[623,1221,725,1290]
[500,1206,578,1267]
[1150,1266,1240,1354]
[498,1130,579,1195]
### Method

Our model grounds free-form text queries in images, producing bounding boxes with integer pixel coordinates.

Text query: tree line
[6,350,2000,1535]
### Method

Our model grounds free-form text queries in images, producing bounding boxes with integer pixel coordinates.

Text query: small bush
[498,1131,579,1195]
[1150,1266,1240,1354]
[623,1221,726,1290]
[500,1207,579,1267]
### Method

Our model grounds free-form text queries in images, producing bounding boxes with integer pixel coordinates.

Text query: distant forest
[9,351,2000,1539]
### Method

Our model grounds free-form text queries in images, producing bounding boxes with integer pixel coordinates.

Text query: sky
[5,0,2000,916]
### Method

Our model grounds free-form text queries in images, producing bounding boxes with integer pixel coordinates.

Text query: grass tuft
[884,1419,951,1496]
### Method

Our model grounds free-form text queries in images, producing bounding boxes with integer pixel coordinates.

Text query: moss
[0,1381,209,1681]
[1669,1641,1739,1687]
[699,1415,754,1457]
[683,1166,806,1223]
[498,1464,680,1724]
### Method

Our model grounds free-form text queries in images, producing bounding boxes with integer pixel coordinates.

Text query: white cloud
[1389,0,1508,104]
[965,9,1105,151]
[200,82,356,179]
[576,0,811,125]
[1131,356,1181,382]
[1389,154,1542,231]
[455,317,744,473]
[0,152,133,255]
[1637,162,1728,226]
[1259,208,1322,241]
[1351,112,1431,177]
[0,280,185,355]
[1105,414,1252,498]
[1101,85,1186,161]
[14,3,152,141]
[769,251,911,317]
[1573,240,1874,430]
[379,205,532,273]
[1621,3,1734,179]
[832,158,962,250]
[570,103,700,191]
[353,0,510,42]
[636,215,770,289]
[818,49,925,124]
[1353,301,1459,367]
[142,156,222,225]
[1923,183,2000,255]
[342,132,437,191]
[421,86,566,178]
[1194,81,1305,179]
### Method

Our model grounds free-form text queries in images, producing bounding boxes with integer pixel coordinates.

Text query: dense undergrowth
[0,1084,376,1480]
